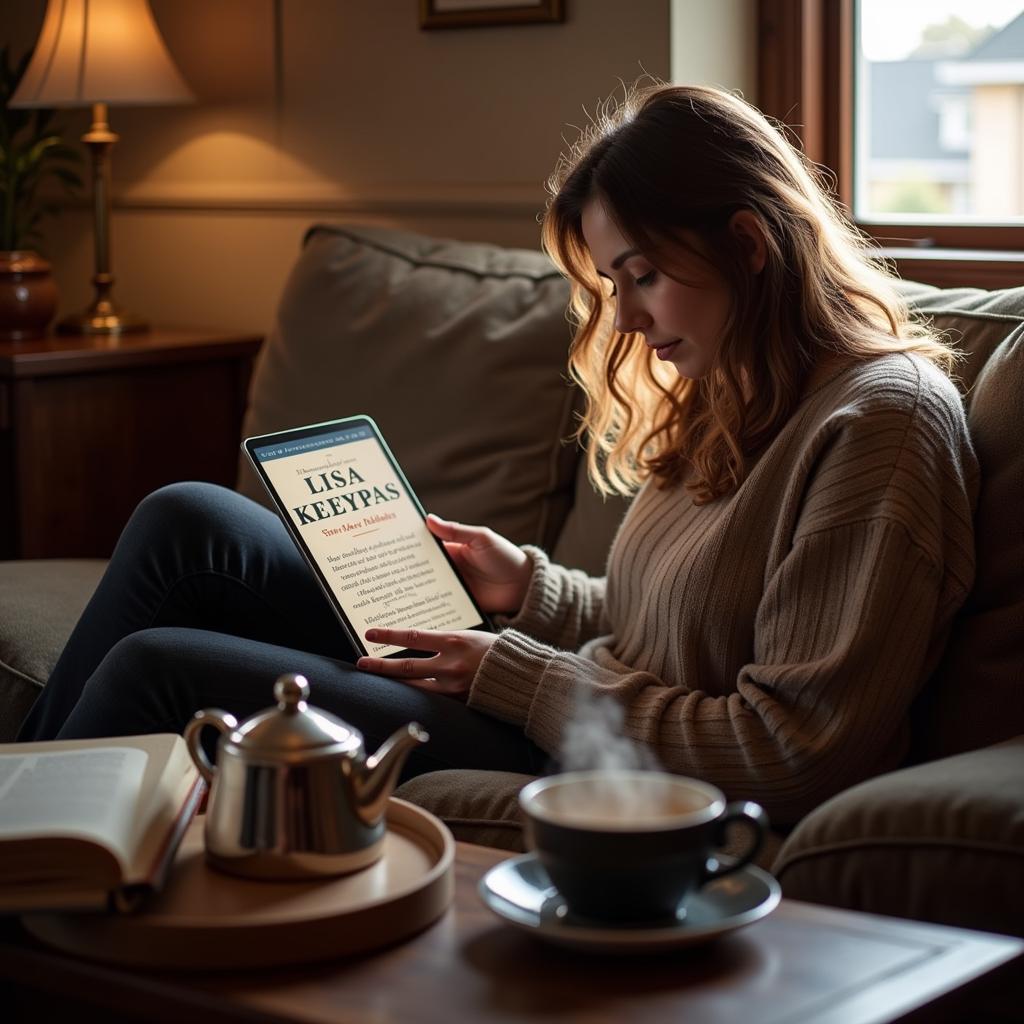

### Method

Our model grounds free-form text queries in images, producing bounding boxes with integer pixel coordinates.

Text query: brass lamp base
[53,106,150,338]
[57,307,148,335]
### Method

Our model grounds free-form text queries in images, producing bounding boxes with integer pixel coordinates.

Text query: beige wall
[671,0,756,100]
[7,1,753,334]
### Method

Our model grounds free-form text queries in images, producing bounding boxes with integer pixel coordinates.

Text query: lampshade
[9,0,194,109]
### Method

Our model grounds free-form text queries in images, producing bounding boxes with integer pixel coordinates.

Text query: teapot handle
[184,709,238,785]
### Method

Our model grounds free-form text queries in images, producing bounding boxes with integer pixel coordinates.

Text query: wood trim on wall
[64,183,548,220]
[419,0,565,30]
[757,0,852,205]
[882,250,1024,291]
[822,0,852,210]
[757,0,828,164]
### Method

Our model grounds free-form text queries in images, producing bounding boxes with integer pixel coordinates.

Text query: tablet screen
[248,419,486,657]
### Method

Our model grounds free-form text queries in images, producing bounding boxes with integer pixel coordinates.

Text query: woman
[20,85,977,826]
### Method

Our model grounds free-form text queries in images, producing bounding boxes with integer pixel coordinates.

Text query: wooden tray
[22,797,454,970]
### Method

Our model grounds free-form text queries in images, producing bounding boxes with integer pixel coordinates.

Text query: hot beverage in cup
[519,770,768,923]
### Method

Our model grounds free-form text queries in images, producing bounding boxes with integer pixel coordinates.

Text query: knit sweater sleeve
[469,363,978,825]
[492,544,608,650]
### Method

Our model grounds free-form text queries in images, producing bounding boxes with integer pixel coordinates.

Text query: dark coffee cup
[519,770,768,924]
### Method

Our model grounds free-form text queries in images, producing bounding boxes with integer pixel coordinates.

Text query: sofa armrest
[0,559,105,742]
[772,737,1024,936]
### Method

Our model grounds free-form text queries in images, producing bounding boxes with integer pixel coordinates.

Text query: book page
[0,747,147,867]
[124,734,203,887]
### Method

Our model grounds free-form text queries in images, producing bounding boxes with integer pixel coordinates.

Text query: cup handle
[184,709,237,785]
[703,800,769,882]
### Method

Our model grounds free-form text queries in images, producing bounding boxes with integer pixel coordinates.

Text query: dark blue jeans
[17,483,550,780]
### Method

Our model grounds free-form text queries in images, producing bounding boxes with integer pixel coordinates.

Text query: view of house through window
[856,0,1024,223]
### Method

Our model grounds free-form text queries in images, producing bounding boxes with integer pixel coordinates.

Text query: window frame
[757,0,1024,288]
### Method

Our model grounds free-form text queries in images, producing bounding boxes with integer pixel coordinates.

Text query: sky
[859,0,1024,60]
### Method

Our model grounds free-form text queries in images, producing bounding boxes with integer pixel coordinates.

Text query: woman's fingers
[357,654,440,677]
[358,628,451,677]
[426,513,487,545]
[364,627,445,651]
[358,627,497,699]
[425,517,472,562]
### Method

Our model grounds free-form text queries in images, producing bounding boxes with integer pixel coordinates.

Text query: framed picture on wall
[419,0,565,30]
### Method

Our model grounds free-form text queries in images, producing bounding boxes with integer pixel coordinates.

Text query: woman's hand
[425,514,532,615]
[356,628,498,700]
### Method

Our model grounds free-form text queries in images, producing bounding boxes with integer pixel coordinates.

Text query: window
[758,0,1024,288]
[857,0,1024,224]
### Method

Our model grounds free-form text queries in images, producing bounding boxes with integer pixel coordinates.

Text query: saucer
[478,853,780,953]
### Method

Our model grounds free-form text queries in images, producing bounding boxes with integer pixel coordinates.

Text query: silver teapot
[184,673,428,879]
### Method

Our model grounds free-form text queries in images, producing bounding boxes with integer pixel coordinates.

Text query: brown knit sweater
[469,354,979,824]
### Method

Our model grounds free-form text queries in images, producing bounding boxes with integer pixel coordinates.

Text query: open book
[0,733,204,913]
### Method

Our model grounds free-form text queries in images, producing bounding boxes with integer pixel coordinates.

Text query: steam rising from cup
[560,690,661,773]
[557,690,669,821]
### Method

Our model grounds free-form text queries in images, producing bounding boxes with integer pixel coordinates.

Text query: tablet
[242,416,493,659]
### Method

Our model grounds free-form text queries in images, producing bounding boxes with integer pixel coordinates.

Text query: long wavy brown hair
[542,83,956,503]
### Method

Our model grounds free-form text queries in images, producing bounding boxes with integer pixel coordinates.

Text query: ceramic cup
[519,770,768,923]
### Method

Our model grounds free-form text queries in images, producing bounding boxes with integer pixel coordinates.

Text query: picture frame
[419,0,565,31]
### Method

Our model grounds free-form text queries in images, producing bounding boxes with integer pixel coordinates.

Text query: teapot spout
[353,723,429,827]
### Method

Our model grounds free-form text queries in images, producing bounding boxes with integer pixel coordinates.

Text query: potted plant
[0,45,81,341]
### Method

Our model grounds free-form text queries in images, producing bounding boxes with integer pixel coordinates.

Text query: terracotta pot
[0,251,59,341]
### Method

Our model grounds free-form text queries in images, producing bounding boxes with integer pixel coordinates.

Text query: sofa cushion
[913,323,1024,759]
[0,559,105,742]
[237,224,579,553]
[899,281,1024,398]
[395,769,533,852]
[892,284,1024,760]
[772,737,1024,937]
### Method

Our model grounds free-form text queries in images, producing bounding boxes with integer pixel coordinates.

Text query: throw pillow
[238,224,578,551]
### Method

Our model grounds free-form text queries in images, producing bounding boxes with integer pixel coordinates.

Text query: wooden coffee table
[2,843,1020,1024]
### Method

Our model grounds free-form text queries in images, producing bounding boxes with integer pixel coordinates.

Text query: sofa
[1,223,1021,938]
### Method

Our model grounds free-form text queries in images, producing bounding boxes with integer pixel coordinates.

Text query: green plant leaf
[0,47,81,249]
[26,136,64,165]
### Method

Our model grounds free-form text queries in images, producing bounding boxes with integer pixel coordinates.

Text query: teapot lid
[228,673,362,755]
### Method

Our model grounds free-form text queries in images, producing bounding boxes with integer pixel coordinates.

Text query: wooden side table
[0,329,263,560]
[0,844,1021,1023]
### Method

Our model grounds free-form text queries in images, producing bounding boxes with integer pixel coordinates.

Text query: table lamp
[9,0,193,335]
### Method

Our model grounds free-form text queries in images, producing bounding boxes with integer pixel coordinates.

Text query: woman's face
[580,198,732,380]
